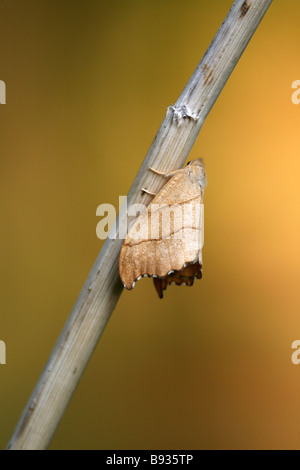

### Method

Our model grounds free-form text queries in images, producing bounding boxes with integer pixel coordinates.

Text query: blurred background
[1,0,300,450]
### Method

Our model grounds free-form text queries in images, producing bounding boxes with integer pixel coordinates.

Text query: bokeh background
[1,0,300,450]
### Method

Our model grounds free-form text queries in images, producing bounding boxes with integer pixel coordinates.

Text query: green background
[1,0,300,449]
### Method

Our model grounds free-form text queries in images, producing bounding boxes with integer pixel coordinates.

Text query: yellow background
[1,0,300,450]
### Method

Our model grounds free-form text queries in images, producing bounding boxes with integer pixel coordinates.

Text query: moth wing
[119,168,203,289]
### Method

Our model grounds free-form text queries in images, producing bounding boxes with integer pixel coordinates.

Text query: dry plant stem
[7,0,273,450]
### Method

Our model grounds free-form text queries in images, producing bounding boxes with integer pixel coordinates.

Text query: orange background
[1,0,300,450]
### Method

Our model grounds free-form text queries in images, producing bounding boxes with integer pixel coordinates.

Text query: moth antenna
[148,167,169,177]
[141,187,157,197]
[148,166,183,178]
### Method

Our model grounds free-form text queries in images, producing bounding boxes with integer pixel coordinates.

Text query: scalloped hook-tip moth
[119,158,207,298]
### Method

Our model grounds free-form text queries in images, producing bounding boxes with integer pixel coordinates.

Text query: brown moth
[119,158,207,298]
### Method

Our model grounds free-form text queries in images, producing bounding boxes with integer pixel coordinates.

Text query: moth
[119,158,207,298]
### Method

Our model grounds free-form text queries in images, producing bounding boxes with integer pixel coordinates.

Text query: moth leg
[141,187,157,197]
[149,167,183,178]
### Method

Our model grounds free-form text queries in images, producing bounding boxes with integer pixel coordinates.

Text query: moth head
[189,158,207,189]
